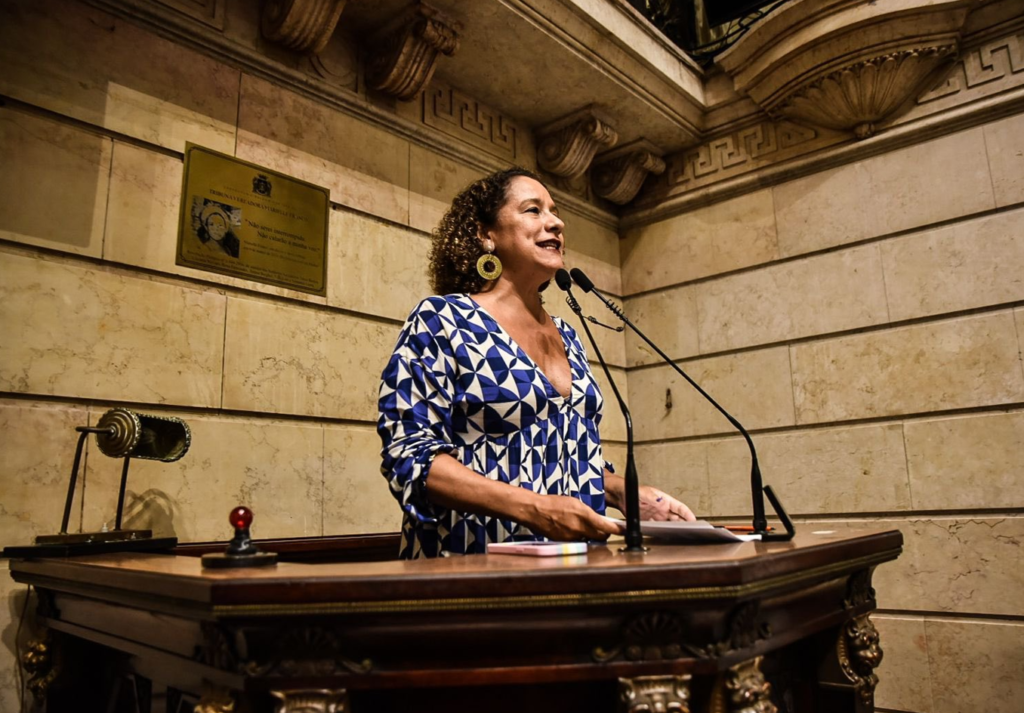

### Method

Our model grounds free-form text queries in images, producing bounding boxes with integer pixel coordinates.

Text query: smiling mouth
[538,239,562,251]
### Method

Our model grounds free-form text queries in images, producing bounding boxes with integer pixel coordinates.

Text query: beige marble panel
[623,286,700,367]
[905,411,1024,510]
[706,423,910,517]
[222,295,396,421]
[902,516,1024,616]
[561,208,622,295]
[0,0,238,153]
[1018,308,1024,370]
[328,210,431,321]
[236,76,410,225]
[0,108,110,257]
[324,425,400,535]
[774,128,996,257]
[798,516,1024,616]
[881,209,1024,321]
[628,347,795,440]
[633,441,711,516]
[592,365,629,443]
[873,615,933,713]
[791,312,1024,424]
[621,190,779,294]
[82,412,324,542]
[104,142,327,304]
[927,618,1024,713]
[0,401,91,545]
[0,251,225,406]
[408,145,484,234]
[699,244,890,353]
[985,112,1024,207]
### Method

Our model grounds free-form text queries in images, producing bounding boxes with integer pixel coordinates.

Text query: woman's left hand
[638,485,695,522]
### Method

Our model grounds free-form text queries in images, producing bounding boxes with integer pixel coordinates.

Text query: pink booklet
[486,541,588,556]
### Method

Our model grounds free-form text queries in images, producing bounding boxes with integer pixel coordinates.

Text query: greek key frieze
[423,85,517,160]
[666,121,818,188]
[918,31,1024,104]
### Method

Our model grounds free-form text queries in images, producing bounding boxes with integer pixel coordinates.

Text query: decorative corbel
[366,3,461,102]
[536,106,618,179]
[708,656,777,713]
[261,0,348,54]
[591,139,666,204]
[838,614,884,707]
[716,0,972,138]
[270,688,350,713]
[775,46,957,138]
[619,675,692,713]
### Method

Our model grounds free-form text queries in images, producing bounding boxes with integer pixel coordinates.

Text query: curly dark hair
[428,167,545,295]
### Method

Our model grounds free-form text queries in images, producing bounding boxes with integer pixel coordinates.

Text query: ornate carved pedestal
[10,528,901,713]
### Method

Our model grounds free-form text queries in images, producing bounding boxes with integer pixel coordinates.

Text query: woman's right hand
[524,495,624,541]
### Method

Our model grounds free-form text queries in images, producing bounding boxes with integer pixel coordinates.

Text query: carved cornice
[776,45,958,138]
[619,675,692,713]
[366,3,460,102]
[537,106,619,179]
[717,0,974,137]
[592,139,667,205]
[261,0,348,54]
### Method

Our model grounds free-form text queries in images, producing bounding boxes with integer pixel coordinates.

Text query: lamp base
[2,531,177,558]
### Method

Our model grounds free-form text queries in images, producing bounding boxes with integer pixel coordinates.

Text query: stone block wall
[0,1,626,708]
[623,119,1024,712]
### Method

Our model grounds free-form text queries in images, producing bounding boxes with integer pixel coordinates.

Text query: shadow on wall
[118,489,180,539]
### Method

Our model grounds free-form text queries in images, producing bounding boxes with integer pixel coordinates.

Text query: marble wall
[2,1,1022,712]
[0,1,626,709]
[624,116,1024,712]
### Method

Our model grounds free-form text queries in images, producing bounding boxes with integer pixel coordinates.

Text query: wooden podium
[6,528,901,713]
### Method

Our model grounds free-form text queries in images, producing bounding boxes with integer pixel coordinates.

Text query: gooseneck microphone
[568,268,795,542]
[555,269,644,552]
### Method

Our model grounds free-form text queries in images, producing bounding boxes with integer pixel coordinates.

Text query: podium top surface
[7,528,902,615]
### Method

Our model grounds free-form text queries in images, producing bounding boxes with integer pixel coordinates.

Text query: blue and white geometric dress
[377,294,612,558]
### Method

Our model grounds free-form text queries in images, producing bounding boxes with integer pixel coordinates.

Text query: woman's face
[482,176,565,284]
[205,213,228,242]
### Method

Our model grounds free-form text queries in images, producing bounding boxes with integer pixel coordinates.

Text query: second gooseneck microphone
[555,269,644,552]
[568,267,794,542]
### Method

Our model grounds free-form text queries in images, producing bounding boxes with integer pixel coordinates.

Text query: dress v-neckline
[466,295,574,400]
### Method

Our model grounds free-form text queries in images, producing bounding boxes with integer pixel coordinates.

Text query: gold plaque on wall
[176,144,329,296]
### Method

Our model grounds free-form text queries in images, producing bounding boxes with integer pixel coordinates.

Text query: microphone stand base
[618,544,650,554]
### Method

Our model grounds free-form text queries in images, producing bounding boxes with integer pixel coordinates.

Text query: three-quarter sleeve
[377,301,459,523]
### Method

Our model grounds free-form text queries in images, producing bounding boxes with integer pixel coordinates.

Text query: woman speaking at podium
[377,168,694,558]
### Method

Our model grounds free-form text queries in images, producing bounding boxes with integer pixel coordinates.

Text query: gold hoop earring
[476,252,502,280]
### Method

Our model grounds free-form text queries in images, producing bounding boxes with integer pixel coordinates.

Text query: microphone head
[569,268,595,293]
[554,269,572,292]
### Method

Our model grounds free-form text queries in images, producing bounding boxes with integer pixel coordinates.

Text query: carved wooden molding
[838,614,883,707]
[194,685,236,713]
[619,675,692,713]
[717,0,974,137]
[366,3,461,102]
[270,689,349,713]
[710,657,777,713]
[592,139,666,204]
[261,0,348,54]
[536,106,618,179]
[21,631,59,702]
